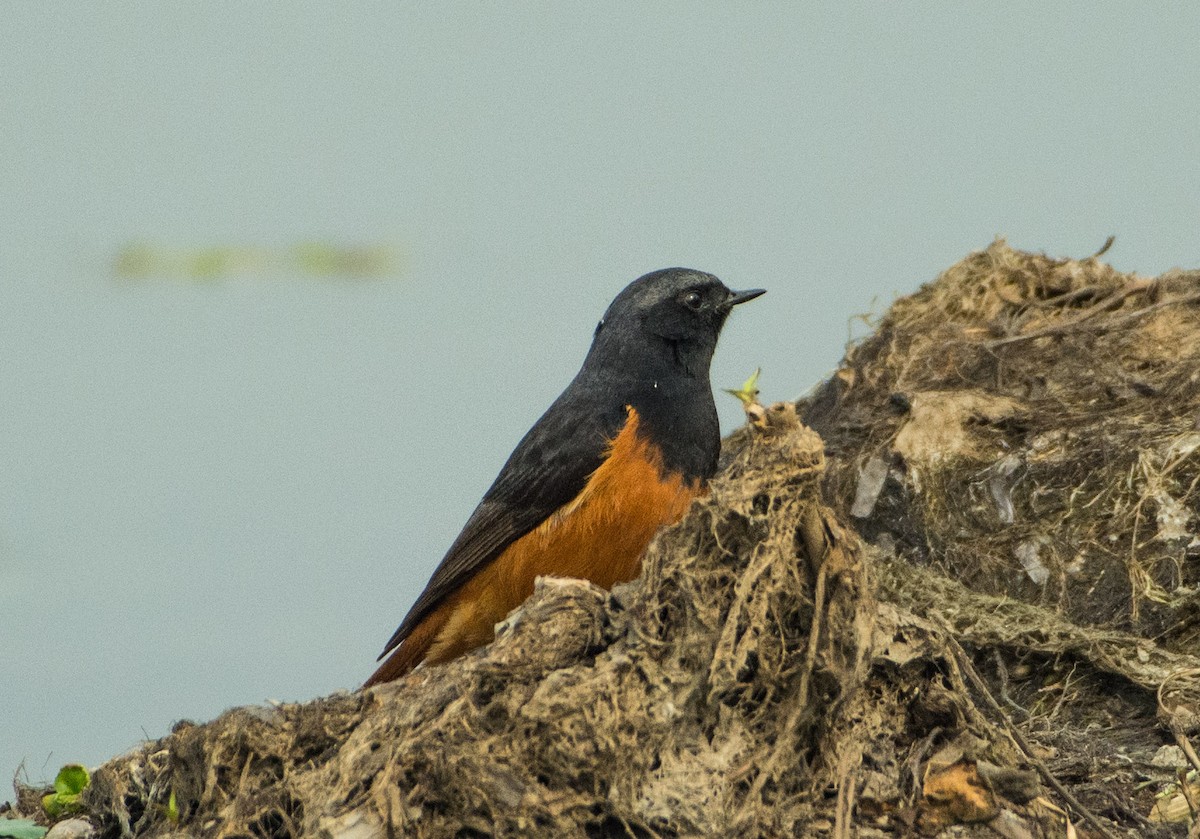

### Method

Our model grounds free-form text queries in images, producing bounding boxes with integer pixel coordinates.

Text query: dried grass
[17,241,1199,838]
[807,239,1200,644]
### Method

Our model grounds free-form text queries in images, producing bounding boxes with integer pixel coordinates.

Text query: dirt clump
[806,240,1200,645]
[11,241,1200,838]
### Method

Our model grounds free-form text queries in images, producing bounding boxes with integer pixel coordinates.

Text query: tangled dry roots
[53,242,1200,838]
[807,239,1200,646]
[87,425,899,837]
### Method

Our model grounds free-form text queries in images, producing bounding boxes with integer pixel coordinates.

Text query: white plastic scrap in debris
[851,454,891,518]
[986,453,1023,525]
[1015,540,1050,585]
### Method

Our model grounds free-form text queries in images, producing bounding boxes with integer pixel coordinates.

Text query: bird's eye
[682,291,703,310]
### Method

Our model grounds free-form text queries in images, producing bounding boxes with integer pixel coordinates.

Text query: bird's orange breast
[379,406,702,678]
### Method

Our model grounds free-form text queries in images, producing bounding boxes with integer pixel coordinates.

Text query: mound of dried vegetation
[10,241,1200,838]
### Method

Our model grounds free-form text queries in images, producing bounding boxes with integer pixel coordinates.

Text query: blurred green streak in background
[113,241,404,280]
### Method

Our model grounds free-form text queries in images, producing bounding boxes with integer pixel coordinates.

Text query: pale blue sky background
[3,4,1198,787]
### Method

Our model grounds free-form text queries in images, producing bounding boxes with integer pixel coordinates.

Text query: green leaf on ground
[42,763,89,818]
[0,818,49,839]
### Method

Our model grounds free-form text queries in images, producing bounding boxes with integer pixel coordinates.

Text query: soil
[8,241,1200,838]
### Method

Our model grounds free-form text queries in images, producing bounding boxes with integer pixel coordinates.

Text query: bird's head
[595,268,763,355]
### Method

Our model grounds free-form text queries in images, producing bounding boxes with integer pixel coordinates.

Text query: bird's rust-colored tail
[363,601,453,687]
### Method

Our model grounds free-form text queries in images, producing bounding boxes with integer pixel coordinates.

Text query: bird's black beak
[725,288,766,308]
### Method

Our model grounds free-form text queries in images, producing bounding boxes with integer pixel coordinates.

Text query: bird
[364,268,764,686]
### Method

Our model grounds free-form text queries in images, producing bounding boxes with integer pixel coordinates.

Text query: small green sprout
[41,764,89,819]
[723,368,761,408]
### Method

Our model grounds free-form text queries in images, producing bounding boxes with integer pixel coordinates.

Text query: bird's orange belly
[420,417,702,667]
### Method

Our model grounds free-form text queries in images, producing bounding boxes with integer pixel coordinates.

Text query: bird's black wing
[377,390,628,659]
